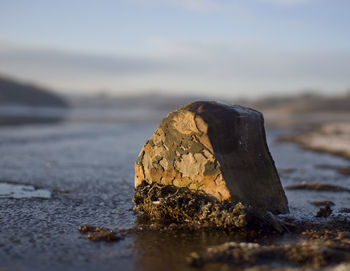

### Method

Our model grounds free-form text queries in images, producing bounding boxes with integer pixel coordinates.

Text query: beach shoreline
[279,122,350,161]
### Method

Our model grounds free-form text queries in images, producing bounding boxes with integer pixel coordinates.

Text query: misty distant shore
[0,76,68,125]
[1,75,350,127]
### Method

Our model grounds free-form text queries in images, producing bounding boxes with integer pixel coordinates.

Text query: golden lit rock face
[135,101,289,214]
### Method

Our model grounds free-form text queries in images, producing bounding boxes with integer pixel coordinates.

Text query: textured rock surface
[135,101,288,214]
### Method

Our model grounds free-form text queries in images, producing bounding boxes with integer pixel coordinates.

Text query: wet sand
[0,107,350,271]
[281,122,350,160]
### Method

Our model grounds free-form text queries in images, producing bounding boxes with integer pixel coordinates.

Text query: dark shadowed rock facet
[135,101,289,214]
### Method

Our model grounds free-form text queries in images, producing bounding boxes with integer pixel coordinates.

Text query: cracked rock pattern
[135,101,288,214]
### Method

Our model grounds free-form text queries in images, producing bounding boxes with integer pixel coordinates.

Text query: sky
[0,0,349,98]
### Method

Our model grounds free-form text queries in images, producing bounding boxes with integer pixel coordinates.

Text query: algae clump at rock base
[134,101,289,225]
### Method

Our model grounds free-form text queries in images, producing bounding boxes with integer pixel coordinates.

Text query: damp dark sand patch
[188,238,350,269]
[187,217,350,269]
[310,200,335,207]
[0,181,51,199]
[278,168,297,174]
[286,182,350,193]
[338,166,350,175]
[316,164,350,176]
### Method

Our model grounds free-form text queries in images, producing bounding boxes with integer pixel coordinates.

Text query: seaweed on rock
[133,181,287,232]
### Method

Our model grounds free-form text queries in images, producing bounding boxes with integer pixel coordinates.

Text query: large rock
[135,101,289,214]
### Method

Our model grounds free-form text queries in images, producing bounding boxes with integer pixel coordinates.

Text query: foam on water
[0,182,51,199]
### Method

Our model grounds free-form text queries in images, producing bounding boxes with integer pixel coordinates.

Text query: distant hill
[0,76,68,107]
[0,76,68,125]
[244,93,350,114]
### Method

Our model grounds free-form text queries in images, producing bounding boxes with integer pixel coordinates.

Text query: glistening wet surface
[0,112,349,271]
[0,182,51,199]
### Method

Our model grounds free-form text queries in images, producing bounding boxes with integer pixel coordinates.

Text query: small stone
[78,225,122,242]
[135,101,288,214]
[316,206,332,218]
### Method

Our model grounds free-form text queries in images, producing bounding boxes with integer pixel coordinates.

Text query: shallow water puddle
[0,182,51,199]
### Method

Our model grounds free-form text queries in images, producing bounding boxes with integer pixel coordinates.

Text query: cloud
[258,0,313,5]
[0,40,349,97]
[135,0,311,12]
[0,43,171,75]
[134,0,231,11]
[167,0,224,11]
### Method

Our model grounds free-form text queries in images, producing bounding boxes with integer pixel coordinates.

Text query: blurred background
[1,2,350,270]
[0,0,349,126]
